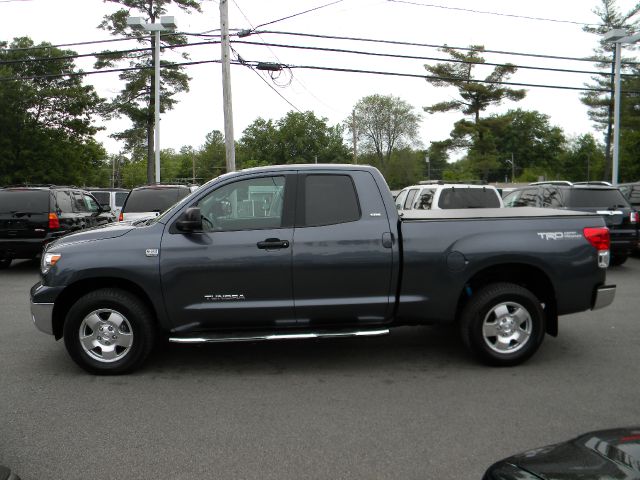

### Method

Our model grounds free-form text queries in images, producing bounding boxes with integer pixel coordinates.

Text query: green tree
[581,0,640,180]
[95,0,202,183]
[485,109,566,178]
[424,46,526,125]
[0,37,106,185]
[347,94,421,167]
[237,111,350,166]
[557,134,605,181]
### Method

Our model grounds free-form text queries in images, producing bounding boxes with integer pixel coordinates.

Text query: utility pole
[220,0,236,172]
[352,108,357,164]
[192,152,196,184]
[425,155,430,181]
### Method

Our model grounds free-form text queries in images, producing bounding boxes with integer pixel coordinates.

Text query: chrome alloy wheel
[78,309,134,363]
[482,302,532,354]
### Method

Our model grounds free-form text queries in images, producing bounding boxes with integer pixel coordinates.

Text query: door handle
[257,238,290,249]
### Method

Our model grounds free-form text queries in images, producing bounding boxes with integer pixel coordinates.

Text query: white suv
[395,183,503,214]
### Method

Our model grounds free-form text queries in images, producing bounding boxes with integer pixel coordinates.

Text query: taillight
[584,227,610,268]
[630,211,638,224]
[584,227,610,251]
[119,212,123,222]
[48,213,60,229]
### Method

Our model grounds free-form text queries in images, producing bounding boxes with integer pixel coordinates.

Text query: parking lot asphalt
[1,258,639,480]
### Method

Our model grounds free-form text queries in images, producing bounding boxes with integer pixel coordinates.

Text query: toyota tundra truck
[29,165,616,374]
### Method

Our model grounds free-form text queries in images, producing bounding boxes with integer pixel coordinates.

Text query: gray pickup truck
[30,165,615,374]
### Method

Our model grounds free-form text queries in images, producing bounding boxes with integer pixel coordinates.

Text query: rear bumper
[0,234,62,259]
[592,285,616,310]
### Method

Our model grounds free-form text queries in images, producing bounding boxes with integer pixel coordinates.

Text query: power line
[283,63,634,93]
[253,0,344,30]
[230,46,302,112]
[2,52,638,95]
[230,0,339,111]
[0,30,222,54]
[253,30,640,66]
[232,40,639,78]
[0,40,221,67]
[387,0,599,27]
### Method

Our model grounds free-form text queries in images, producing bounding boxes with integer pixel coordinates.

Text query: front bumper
[30,301,54,335]
[592,285,616,310]
[30,282,61,335]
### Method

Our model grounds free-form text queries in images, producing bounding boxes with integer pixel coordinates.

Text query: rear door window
[302,174,360,227]
[0,189,49,213]
[55,190,74,213]
[504,188,538,207]
[71,192,88,212]
[541,187,563,208]
[566,189,630,208]
[437,188,501,208]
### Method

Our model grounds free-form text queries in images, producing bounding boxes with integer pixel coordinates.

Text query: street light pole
[127,16,177,184]
[154,28,161,184]
[603,28,640,186]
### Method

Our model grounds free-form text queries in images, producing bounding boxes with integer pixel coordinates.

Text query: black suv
[0,186,112,268]
[503,183,639,265]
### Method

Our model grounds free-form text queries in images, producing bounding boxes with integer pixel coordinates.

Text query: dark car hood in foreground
[49,222,134,249]
[485,428,640,480]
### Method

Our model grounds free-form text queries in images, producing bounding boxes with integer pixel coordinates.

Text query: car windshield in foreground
[0,189,49,213]
[567,189,630,208]
[123,187,188,213]
[438,188,500,209]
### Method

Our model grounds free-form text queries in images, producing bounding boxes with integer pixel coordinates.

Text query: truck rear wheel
[63,288,155,375]
[459,282,545,366]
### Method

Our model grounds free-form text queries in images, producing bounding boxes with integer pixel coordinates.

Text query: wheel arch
[455,263,558,337]
[52,277,159,340]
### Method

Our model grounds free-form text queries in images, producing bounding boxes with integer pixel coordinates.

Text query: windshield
[438,188,501,208]
[566,189,630,208]
[123,187,189,213]
[0,189,49,213]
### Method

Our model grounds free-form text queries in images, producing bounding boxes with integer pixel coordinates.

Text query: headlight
[42,252,61,275]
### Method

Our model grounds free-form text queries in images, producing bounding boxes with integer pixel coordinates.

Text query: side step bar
[169,328,390,344]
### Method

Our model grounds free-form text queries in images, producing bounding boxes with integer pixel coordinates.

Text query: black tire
[459,282,546,366]
[63,288,155,374]
[0,258,12,269]
[610,254,628,266]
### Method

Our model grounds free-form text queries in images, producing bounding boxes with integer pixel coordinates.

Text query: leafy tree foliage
[0,37,107,186]
[96,0,202,182]
[237,111,350,166]
[424,46,526,124]
[581,0,640,179]
[347,94,421,166]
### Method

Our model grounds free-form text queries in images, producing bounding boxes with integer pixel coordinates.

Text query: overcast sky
[2,0,638,159]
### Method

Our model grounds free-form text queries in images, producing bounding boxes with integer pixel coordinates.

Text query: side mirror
[176,207,203,232]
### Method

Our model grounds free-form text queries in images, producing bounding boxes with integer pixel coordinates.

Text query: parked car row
[503,181,638,265]
[0,183,199,268]
[395,182,503,213]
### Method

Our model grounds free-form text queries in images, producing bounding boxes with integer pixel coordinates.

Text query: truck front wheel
[63,288,155,374]
[459,283,545,366]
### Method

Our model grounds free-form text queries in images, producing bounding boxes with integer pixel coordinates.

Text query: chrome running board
[169,328,390,344]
